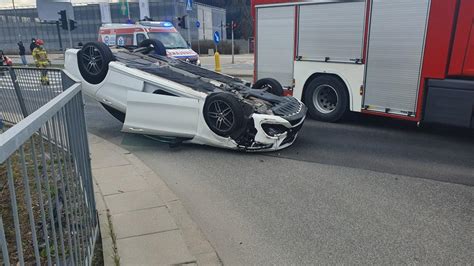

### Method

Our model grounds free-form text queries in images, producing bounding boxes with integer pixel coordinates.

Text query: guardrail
[0,67,97,265]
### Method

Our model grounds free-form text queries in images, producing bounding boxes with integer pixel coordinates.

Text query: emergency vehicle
[252,0,474,128]
[98,21,200,65]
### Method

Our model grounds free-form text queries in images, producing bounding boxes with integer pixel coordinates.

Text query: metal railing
[0,67,97,265]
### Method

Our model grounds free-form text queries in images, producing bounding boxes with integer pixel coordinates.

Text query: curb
[89,133,221,265]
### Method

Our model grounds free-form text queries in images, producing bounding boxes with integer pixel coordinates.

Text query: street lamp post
[11,0,22,41]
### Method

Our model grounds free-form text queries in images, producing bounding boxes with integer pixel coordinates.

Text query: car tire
[78,42,114,84]
[203,93,245,137]
[304,75,349,122]
[139,39,167,56]
[252,78,284,96]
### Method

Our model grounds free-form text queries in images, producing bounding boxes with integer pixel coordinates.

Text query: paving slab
[112,207,178,239]
[117,230,195,265]
[105,190,165,215]
[89,133,220,265]
[90,142,130,169]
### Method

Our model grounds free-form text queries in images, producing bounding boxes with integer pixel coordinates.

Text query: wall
[0,0,226,53]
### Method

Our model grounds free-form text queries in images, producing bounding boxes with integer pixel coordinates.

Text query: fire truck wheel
[304,75,349,122]
[252,78,284,96]
[139,39,167,56]
[78,42,114,84]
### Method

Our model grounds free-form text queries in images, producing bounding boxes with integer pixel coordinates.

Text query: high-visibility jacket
[32,47,49,67]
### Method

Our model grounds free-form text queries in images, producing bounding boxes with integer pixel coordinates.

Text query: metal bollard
[214,52,222,72]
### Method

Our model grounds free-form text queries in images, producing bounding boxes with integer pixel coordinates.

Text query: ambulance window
[136,33,146,44]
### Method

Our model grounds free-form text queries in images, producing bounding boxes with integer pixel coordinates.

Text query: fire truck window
[116,34,134,46]
[136,33,146,44]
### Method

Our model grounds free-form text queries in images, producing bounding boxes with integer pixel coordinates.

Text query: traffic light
[177,15,187,29]
[58,10,68,30]
[69,20,77,31]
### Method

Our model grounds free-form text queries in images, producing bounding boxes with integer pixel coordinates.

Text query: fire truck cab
[252,0,474,128]
[99,21,200,65]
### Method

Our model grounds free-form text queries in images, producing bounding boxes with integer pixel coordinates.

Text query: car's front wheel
[78,42,114,84]
[304,75,349,122]
[203,93,245,137]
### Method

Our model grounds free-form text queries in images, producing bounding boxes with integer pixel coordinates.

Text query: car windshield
[147,32,189,49]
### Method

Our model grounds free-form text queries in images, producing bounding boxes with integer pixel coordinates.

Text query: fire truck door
[256,5,295,88]
[363,0,430,116]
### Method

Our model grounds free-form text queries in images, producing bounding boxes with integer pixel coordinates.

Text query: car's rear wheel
[78,42,114,84]
[139,39,167,56]
[252,78,284,96]
[304,75,349,122]
[203,93,245,137]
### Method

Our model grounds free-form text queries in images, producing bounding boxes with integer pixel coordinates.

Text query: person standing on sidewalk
[32,39,51,85]
[18,41,27,65]
[30,38,37,53]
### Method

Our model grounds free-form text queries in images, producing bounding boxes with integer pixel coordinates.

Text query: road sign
[186,0,193,11]
[213,31,220,44]
[196,21,200,28]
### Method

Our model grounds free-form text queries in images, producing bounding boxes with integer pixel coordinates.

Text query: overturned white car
[65,41,306,151]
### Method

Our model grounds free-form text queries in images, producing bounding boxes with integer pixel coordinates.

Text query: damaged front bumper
[236,113,306,152]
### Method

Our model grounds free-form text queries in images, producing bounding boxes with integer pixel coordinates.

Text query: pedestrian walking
[30,38,37,53]
[32,39,51,85]
[18,41,27,65]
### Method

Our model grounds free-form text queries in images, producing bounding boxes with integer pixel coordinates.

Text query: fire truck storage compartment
[424,79,474,128]
[297,1,365,62]
[363,0,430,116]
[256,5,295,88]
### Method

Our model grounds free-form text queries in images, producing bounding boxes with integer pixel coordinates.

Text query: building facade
[0,0,226,53]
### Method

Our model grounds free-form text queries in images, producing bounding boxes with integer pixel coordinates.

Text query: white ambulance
[98,21,200,65]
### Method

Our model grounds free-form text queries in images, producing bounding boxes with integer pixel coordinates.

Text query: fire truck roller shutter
[256,5,295,88]
[363,0,430,116]
[297,1,365,62]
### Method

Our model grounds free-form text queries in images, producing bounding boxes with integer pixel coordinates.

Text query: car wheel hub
[208,100,234,132]
[82,46,103,75]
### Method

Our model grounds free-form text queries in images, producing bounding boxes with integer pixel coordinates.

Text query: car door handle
[128,127,144,132]
[102,99,112,105]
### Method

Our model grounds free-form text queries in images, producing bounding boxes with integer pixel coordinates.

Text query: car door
[122,90,200,138]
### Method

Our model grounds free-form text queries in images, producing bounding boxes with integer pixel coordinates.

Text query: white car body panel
[123,91,200,138]
[293,61,365,112]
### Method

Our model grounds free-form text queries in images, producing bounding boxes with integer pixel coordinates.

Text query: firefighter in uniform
[32,39,51,85]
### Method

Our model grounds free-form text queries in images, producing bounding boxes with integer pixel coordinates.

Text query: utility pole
[65,11,73,48]
[220,20,223,41]
[231,20,234,64]
[202,9,205,40]
[186,16,191,46]
[11,0,22,40]
[56,21,63,51]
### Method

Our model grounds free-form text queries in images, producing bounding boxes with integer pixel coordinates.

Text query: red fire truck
[251,0,474,128]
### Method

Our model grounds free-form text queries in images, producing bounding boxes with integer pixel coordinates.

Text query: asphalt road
[83,96,474,265]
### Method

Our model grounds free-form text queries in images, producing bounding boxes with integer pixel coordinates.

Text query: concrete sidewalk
[89,133,220,265]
